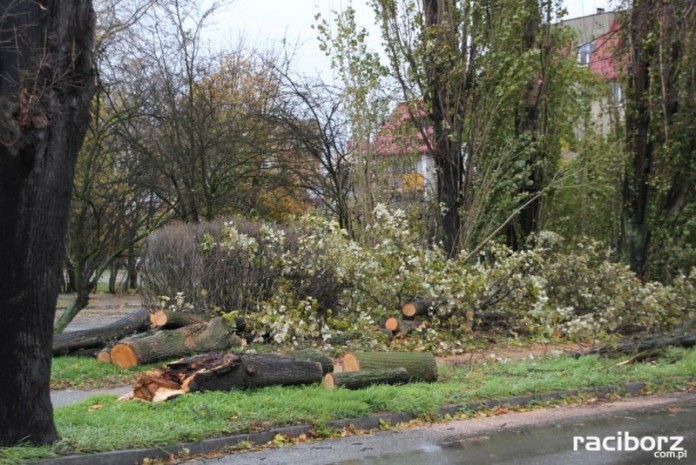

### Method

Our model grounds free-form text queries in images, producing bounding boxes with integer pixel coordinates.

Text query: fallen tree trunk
[53,307,150,356]
[343,351,438,382]
[582,318,696,358]
[128,351,324,401]
[185,353,323,392]
[323,368,409,390]
[110,317,242,368]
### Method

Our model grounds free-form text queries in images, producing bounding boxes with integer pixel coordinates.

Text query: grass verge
[3,347,695,464]
[51,357,156,390]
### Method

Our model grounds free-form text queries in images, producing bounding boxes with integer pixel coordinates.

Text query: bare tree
[265,71,356,233]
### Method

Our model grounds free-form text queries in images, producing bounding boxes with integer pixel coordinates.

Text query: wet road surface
[188,392,696,465]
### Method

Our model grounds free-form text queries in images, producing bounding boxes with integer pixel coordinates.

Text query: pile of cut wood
[52,308,245,368]
[382,300,509,339]
[121,349,438,402]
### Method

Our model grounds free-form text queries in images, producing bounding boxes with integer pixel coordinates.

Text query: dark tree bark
[507,0,547,250]
[423,0,465,257]
[620,0,655,276]
[0,0,95,446]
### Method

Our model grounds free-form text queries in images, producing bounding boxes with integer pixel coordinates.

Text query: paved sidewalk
[51,386,132,407]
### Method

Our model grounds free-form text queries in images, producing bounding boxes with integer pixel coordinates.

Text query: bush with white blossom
[141,206,695,353]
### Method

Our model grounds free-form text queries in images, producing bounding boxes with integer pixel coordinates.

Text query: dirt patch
[438,341,589,368]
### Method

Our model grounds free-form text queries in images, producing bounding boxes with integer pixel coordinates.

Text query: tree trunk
[423,0,465,258]
[620,0,655,277]
[52,307,150,356]
[343,351,438,382]
[53,285,93,334]
[109,317,241,368]
[108,260,120,294]
[323,368,409,390]
[127,251,138,290]
[0,0,95,446]
[509,0,545,250]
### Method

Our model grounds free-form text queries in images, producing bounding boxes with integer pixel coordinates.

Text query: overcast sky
[206,0,613,79]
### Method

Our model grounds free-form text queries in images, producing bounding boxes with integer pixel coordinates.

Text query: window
[610,81,623,106]
[578,42,595,66]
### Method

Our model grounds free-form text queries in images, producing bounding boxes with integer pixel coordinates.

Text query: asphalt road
[186,392,696,465]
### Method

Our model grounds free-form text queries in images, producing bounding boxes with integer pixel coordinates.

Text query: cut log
[284,348,334,375]
[110,317,242,368]
[128,352,324,401]
[96,349,111,364]
[149,309,209,329]
[343,351,438,382]
[53,307,150,356]
[384,318,425,335]
[323,368,409,390]
[401,300,435,319]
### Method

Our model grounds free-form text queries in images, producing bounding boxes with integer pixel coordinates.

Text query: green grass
[4,347,695,464]
[51,357,158,390]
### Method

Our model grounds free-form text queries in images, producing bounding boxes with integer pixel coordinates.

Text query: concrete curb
[33,381,650,465]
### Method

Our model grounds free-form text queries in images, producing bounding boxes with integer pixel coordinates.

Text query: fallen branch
[582,317,696,358]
